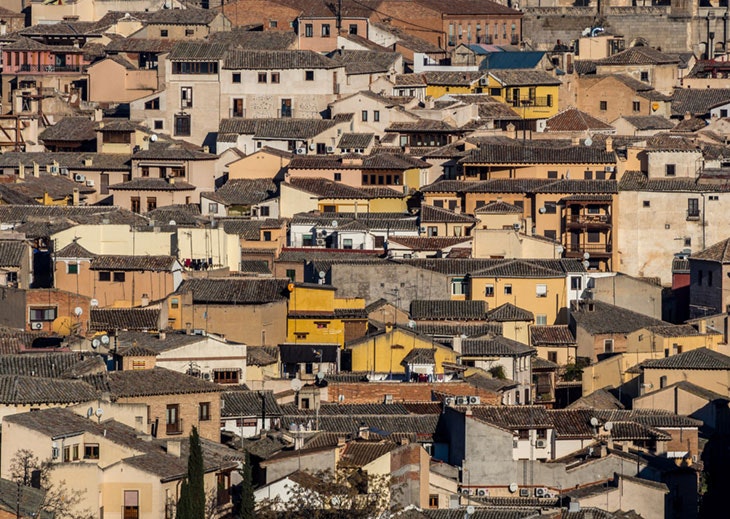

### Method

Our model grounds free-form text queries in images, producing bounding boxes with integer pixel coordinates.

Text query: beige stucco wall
[472,229,558,259]
[88,59,158,103]
[227,151,290,180]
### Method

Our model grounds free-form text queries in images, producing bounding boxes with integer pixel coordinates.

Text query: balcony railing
[14,64,83,73]
[566,214,612,225]
[166,419,183,435]
[509,96,553,108]
[564,244,612,254]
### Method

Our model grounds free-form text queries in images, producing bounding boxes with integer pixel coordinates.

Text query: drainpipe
[701,193,706,250]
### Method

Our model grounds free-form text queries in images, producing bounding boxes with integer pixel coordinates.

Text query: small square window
[643,200,651,207]
[599,100,607,111]
[305,24,313,37]
[334,172,341,181]
[99,271,111,282]
[160,29,168,38]
[536,314,547,325]
[113,272,125,282]
[185,29,194,37]
[666,164,676,176]
[361,110,368,122]
[271,72,280,84]
[208,202,218,213]
[154,120,163,130]
[305,70,314,81]
[67,263,78,274]
[258,72,267,83]
[485,284,494,297]
[640,71,649,82]
[269,20,278,28]
[504,284,512,295]
[232,72,241,83]
[632,101,641,112]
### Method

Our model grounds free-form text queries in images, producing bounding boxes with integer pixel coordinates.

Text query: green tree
[238,451,255,519]
[176,427,206,519]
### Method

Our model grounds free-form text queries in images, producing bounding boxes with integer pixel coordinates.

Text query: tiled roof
[475,200,522,214]
[223,50,338,69]
[0,375,98,404]
[421,71,484,86]
[113,331,207,353]
[4,173,95,201]
[544,108,613,132]
[387,236,472,251]
[337,133,375,149]
[671,88,730,116]
[691,237,730,263]
[132,145,216,161]
[328,50,399,74]
[0,152,131,171]
[108,178,196,191]
[461,336,534,357]
[369,22,443,53]
[0,241,26,267]
[596,46,679,65]
[488,69,562,87]
[90,308,160,331]
[246,346,279,366]
[146,204,201,226]
[104,367,223,398]
[642,347,730,370]
[571,300,665,335]
[470,258,568,278]
[420,204,477,223]
[145,6,217,25]
[567,388,625,410]
[176,278,289,304]
[594,408,702,428]
[486,303,534,322]
[105,37,176,54]
[413,322,502,337]
[672,116,707,132]
[89,255,177,271]
[289,153,430,170]
[463,370,519,392]
[649,380,729,402]
[240,260,272,275]
[413,0,520,15]
[394,73,427,86]
[287,177,381,199]
[532,356,558,370]
[168,41,229,61]
[55,241,96,259]
[117,344,159,357]
[399,257,585,276]
[208,28,296,50]
[410,300,487,320]
[0,352,105,378]
[39,117,96,142]
[618,170,730,193]
[338,441,399,469]
[202,178,277,206]
[222,218,285,240]
[460,143,615,165]
[222,390,282,417]
[283,414,439,437]
[469,406,552,430]
[219,117,340,140]
[530,325,575,346]
[401,348,436,365]
[620,115,675,130]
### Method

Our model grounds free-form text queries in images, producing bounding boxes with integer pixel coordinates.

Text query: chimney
[18,162,24,180]
[158,331,166,341]
[452,334,464,355]
[72,188,80,206]
[202,145,209,153]
[684,111,692,120]
[140,293,149,307]
[169,177,175,185]
[167,440,182,457]
[185,322,192,335]
[605,136,613,153]
[32,161,39,177]
[571,135,581,146]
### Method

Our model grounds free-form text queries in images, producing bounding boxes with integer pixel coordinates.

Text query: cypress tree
[177,427,205,519]
[238,451,255,519]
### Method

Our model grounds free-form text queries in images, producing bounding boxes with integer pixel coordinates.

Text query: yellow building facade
[486,71,560,119]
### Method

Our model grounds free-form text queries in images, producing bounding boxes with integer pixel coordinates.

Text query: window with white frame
[536,284,547,297]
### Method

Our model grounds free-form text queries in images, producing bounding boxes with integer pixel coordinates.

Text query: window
[232,72,241,83]
[63,446,70,462]
[305,24,313,37]
[640,71,649,82]
[633,101,641,112]
[536,284,547,297]
[113,272,126,282]
[271,72,280,84]
[172,62,218,75]
[199,402,210,421]
[547,170,558,179]
[665,164,676,176]
[451,277,466,296]
[599,100,607,111]
[485,284,494,297]
[103,131,131,144]
[321,24,330,37]
[427,226,438,237]
[67,262,78,274]
[170,298,179,309]
[185,29,194,36]
[214,370,240,384]
[98,272,111,282]
[84,444,99,459]
[547,351,558,363]
[429,495,439,509]
[544,202,556,214]
[73,444,79,461]
[154,120,163,130]
[174,114,191,137]
[147,197,157,212]
[571,276,582,290]
[258,72,267,83]
[504,284,512,295]
[584,171,593,180]
[263,231,271,241]
[160,29,168,37]
[305,70,314,81]
[604,339,614,353]
[544,230,556,240]
[587,231,600,243]
[334,172,341,181]
[536,314,547,325]
[166,404,181,434]
[124,490,139,519]
[688,198,699,218]
[260,206,270,217]
[29,307,56,321]
[361,110,368,122]
[343,238,353,249]
[269,20,278,28]
[373,110,380,122]
[144,97,159,110]
[684,237,691,247]
[643,200,651,208]
[349,24,358,35]
[286,269,296,282]
[659,375,667,388]
[208,202,218,214]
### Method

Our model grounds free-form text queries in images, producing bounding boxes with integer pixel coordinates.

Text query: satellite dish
[556,245,564,254]
[582,260,590,269]
[583,252,590,260]
[86,407,94,418]
[309,142,316,151]
[584,136,593,147]
[91,338,101,349]
[73,306,83,317]
[290,378,303,392]
[316,372,325,381]
[604,421,613,432]
[590,416,599,427]
[169,220,177,226]
[466,506,475,515]
[508,482,519,493]
[318,270,326,279]
[407,320,416,329]
[538,207,547,214]
[100,335,110,345]
[150,134,158,142]
[331,220,338,228]
[95,408,104,417]
[90,299,99,307]
[51,316,74,336]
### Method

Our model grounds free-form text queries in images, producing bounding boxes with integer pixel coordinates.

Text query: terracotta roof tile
[90,308,160,331]
[90,255,177,271]
[530,325,575,346]
[176,278,289,304]
[461,336,533,357]
[545,108,613,132]
[642,347,730,371]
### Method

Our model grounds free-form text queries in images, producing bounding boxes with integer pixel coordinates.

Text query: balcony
[565,214,612,227]
[12,64,83,74]
[509,96,553,108]
[166,419,183,435]
[564,244,612,257]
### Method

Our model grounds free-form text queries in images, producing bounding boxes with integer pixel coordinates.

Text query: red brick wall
[222,0,301,30]
[327,381,500,404]
[663,427,698,457]
[26,289,91,334]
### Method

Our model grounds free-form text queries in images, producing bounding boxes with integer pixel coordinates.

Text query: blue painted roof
[479,51,546,70]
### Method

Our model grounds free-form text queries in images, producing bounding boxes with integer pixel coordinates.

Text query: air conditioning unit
[479,77,488,86]
[203,373,210,380]
[513,222,521,231]
[476,489,488,497]
[444,397,455,406]
[460,488,470,495]
[384,394,393,404]
[536,439,547,449]
[605,166,615,172]
[296,147,307,155]
[31,322,43,330]
[599,215,607,222]
[49,165,58,174]
[326,146,335,154]
[86,179,95,187]
[316,238,326,246]
[74,174,86,182]
[468,396,480,405]
[519,488,530,498]
[535,487,548,498]
[455,396,467,405]
[60,168,69,176]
